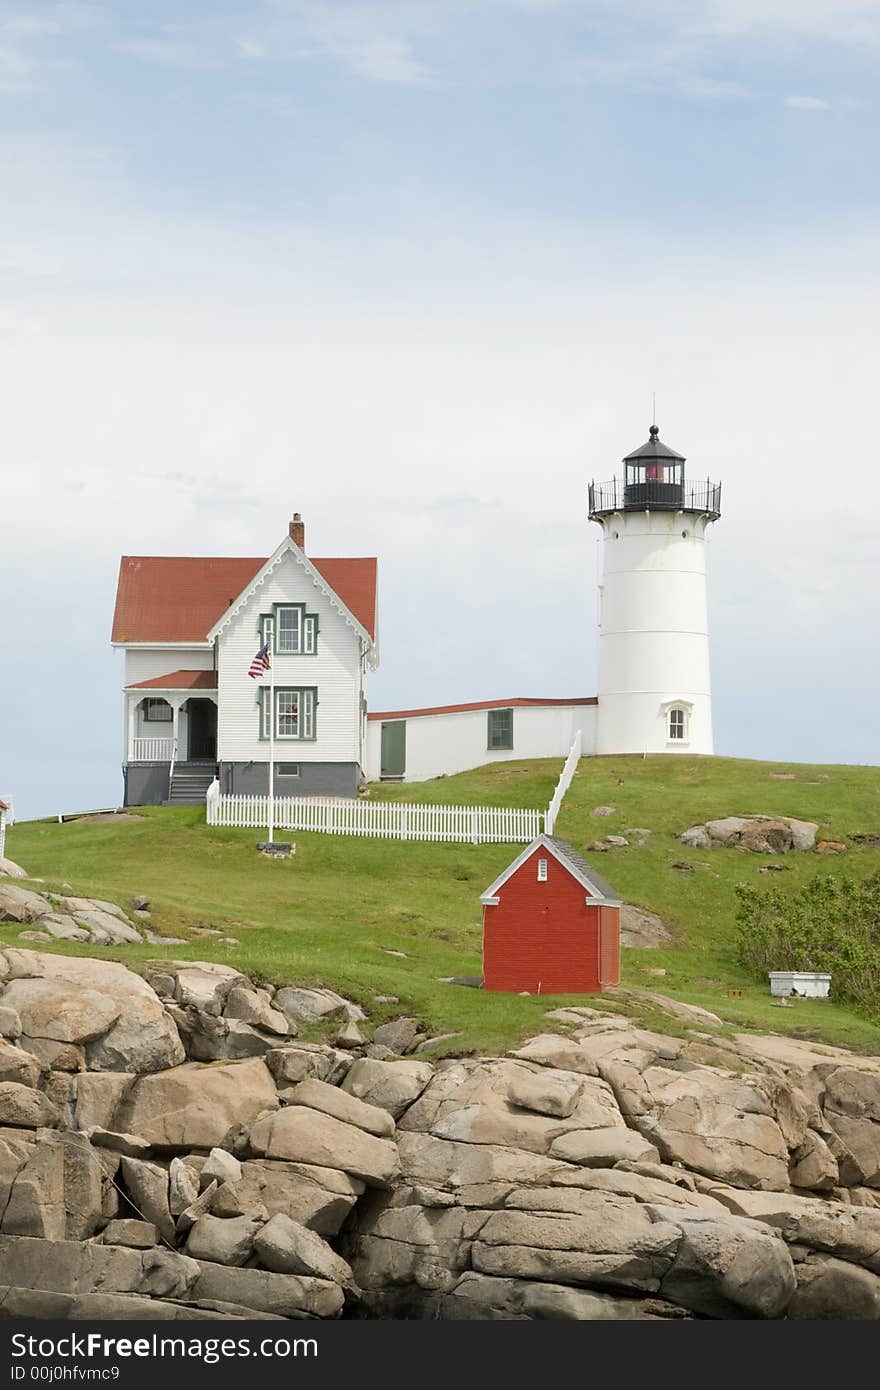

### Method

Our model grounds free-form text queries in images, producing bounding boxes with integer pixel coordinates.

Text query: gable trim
[205,536,376,656]
[479,834,621,905]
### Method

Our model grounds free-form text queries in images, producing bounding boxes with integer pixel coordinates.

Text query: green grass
[5,754,880,1055]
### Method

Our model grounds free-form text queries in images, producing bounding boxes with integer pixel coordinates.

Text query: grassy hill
[5,754,880,1055]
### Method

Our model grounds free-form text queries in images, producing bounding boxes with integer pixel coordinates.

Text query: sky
[1,0,879,820]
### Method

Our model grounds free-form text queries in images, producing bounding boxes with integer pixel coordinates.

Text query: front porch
[123,671,219,805]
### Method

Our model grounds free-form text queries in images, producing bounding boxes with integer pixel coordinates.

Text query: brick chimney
[289,513,305,549]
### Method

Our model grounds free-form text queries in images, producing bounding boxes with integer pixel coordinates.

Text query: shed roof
[368,696,596,721]
[112,554,377,644]
[127,670,218,691]
[480,833,622,905]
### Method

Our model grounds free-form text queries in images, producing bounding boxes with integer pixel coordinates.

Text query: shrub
[735,871,880,1016]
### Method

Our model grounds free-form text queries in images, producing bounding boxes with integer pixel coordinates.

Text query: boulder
[170,962,249,1016]
[224,986,289,1036]
[215,1160,364,1236]
[823,1068,880,1186]
[471,1199,682,1293]
[649,1206,796,1318]
[507,1069,585,1119]
[2,979,122,1043]
[449,1272,690,1320]
[175,1012,277,1063]
[630,1067,791,1190]
[119,1157,175,1244]
[508,1035,599,1076]
[711,1189,880,1273]
[679,826,712,850]
[201,1148,242,1188]
[373,1018,422,1055]
[266,1044,352,1086]
[118,1058,278,1151]
[341,1057,434,1119]
[283,1077,395,1138]
[36,915,91,943]
[185,1214,261,1267]
[249,1107,400,1188]
[788,1255,880,1319]
[549,1127,661,1167]
[785,818,819,851]
[620,906,672,949]
[253,1212,356,1287]
[0,1039,42,1089]
[188,1262,344,1319]
[0,1082,58,1129]
[0,1005,22,1039]
[168,1157,200,1216]
[74,1072,135,1132]
[1,1132,102,1241]
[789,1131,839,1191]
[0,859,28,879]
[102,1219,158,1249]
[1,952,183,1075]
[274,986,364,1026]
[0,885,53,923]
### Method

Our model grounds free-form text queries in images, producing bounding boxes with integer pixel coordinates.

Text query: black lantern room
[589,425,721,521]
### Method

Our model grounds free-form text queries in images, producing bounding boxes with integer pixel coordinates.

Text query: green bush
[735,871,880,1016]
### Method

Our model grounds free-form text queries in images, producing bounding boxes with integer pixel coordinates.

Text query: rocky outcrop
[679,816,819,853]
[1,946,880,1320]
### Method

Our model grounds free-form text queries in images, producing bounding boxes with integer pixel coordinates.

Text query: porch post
[127,696,138,762]
[171,700,182,760]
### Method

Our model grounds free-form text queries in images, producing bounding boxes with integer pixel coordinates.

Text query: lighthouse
[589,425,722,756]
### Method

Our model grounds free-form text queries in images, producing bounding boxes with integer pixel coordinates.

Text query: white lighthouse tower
[589,425,722,756]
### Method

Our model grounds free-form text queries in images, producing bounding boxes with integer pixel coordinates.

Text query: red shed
[480,834,621,994]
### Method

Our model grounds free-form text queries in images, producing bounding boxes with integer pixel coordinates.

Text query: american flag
[248,641,271,679]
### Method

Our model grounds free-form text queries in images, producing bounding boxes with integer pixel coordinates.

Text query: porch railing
[130,737,174,762]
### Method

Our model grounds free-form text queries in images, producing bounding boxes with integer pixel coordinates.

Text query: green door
[380,720,406,778]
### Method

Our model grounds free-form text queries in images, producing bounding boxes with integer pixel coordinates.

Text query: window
[143,699,172,722]
[487,707,514,750]
[260,687,317,741]
[261,605,319,655]
[668,706,686,741]
[277,606,301,653]
[537,858,548,882]
[276,763,300,778]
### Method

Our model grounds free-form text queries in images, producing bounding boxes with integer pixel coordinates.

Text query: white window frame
[537,858,548,882]
[260,687,317,741]
[662,700,692,745]
[276,606,302,654]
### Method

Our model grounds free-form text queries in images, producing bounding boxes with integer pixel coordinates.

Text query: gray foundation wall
[124,763,169,807]
[219,762,361,799]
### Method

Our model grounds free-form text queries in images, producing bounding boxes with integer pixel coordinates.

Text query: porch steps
[167,764,217,806]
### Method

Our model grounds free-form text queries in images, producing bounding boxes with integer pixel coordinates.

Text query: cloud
[344,35,430,84]
[117,37,219,69]
[236,36,271,60]
[784,93,832,109]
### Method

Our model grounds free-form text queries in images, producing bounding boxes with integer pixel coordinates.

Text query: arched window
[662,700,692,745]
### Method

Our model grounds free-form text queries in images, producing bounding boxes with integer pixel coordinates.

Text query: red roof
[127,670,218,691]
[112,554,377,644]
[368,696,597,721]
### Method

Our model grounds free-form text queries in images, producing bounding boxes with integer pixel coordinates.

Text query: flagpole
[267,618,275,845]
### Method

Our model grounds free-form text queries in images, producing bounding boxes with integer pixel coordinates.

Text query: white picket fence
[544,729,582,835]
[206,784,544,844]
[205,735,582,844]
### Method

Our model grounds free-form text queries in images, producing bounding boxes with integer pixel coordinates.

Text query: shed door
[380,721,406,778]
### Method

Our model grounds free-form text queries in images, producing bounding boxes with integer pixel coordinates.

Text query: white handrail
[545,731,582,835]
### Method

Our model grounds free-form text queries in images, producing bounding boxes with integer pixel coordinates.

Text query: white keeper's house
[112,424,722,804]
